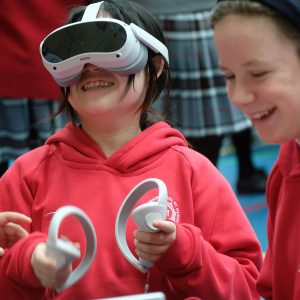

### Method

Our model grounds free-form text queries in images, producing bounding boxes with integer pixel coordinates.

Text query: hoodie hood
[46,122,188,173]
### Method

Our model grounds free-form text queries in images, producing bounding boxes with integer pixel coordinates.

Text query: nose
[228,81,255,107]
[82,63,102,73]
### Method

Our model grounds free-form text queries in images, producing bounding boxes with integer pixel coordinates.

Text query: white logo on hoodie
[151,196,180,223]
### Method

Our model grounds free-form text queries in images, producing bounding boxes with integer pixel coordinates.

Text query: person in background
[212,0,300,298]
[132,0,267,195]
[0,212,31,256]
[0,0,92,177]
[0,1,262,299]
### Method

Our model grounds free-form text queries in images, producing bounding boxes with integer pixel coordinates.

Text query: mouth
[251,107,276,120]
[82,80,114,91]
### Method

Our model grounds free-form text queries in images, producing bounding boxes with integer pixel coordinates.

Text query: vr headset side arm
[130,24,169,64]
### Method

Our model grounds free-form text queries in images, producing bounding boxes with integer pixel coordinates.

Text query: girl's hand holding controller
[31,241,79,288]
[133,220,176,263]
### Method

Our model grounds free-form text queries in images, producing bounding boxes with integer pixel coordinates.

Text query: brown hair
[211,0,300,55]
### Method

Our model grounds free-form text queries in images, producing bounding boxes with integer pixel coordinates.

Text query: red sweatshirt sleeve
[0,232,47,299]
[157,223,261,299]
[0,152,49,298]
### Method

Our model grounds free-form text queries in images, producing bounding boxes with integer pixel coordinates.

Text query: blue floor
[218,144,280,252]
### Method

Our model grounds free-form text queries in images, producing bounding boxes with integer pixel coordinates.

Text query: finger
[134,239,169,255]
[0,212,31,226]
[4,222,29,239]
[37,261,72,288]
[135,247,163,263]
[0,247,4,256]
[134,229,175,245]
[152,220,176,234]
[54,264,72,287]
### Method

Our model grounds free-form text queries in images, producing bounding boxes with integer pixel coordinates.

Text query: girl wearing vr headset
[0,0,262,299]
[212,0,300,299]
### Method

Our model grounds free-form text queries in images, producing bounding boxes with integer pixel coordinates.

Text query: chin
[260,133,291,145]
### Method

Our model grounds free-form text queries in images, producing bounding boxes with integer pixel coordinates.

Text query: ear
[152,55,165,78]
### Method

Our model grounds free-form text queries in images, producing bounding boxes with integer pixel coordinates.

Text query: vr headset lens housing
[40,18,169,87]
[42,22,127,62]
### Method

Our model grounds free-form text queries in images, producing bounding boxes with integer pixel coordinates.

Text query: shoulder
[8,144,56,178]
[171,145,214,168]
[171,145,235,193]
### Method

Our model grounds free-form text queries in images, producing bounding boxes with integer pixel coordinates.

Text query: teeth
[83,80,113,90]
[252,109,273,120]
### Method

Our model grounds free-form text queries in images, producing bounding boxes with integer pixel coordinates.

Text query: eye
[224,74,235,81]
[251,71,268,78]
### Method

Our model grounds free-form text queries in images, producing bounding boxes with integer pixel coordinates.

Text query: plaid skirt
[158,10,252,137]
[0,98,67,162]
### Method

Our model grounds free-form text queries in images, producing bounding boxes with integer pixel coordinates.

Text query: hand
[133,220,176,263]
[31,243,72,288]
[0,212,32,256]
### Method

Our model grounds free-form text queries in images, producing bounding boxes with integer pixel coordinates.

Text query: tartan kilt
[158,10,251,137]
[0,98,66,162]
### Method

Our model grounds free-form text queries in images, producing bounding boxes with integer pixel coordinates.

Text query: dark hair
[55,0,171,129]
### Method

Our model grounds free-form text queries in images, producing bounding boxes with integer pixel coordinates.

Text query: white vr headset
[40,2,169,87]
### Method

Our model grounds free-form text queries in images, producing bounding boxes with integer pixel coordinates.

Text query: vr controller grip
[132,203,166,269]
[46,237,81,270]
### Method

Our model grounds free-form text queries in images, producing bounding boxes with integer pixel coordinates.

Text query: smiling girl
[212,0,300,299]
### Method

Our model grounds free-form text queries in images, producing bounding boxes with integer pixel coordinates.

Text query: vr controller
[46,205,97,292]
[46,235,81,270]
[115,178,168,272]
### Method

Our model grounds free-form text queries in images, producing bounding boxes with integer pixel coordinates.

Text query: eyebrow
[219,60,271,71]
[243,60,269,67]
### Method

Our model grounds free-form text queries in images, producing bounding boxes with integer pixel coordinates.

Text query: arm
[157,220,262,300]
[0,160,48,296]
[0,233,48,299]
[0,159,75,295]
[134,188,262,299]
[143,153,262,299]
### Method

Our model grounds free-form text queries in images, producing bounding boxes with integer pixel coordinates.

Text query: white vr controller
[115,178,168,273]
[46,206,97,292]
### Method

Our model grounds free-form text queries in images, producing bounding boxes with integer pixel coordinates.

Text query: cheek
[67,87,76,103]
[67,93,75,108]
[66,88,80,110]
[130,74,147,101]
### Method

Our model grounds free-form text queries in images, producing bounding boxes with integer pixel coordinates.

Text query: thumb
[152,220,176,234]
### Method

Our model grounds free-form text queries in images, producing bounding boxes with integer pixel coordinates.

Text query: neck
[81,120,142,157]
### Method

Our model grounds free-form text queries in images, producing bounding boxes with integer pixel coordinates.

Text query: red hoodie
[0,122,262,299]
[257,140,300,300]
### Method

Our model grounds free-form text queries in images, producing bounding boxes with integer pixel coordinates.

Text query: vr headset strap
[82,2,104,21]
